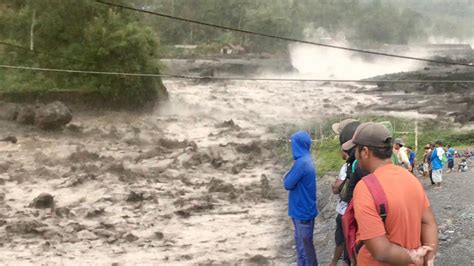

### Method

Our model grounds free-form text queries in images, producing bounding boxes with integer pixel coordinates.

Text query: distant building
[220,44,245,55]
[174,45,198,49]
[382,44,472,53]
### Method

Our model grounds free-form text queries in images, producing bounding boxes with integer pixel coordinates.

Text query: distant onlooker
[458,159,468,172]
[407,146,416,174]
[446,145,455,173]
[428,143,436,185]
[431,140,445,189]
[423,144,432,178]
[393,139,411,170]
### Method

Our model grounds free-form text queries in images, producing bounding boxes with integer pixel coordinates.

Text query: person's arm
[332,179,344,194]
[283,160,304,190]
[365,235,432,265]
[421,207,438,265]
[430,150,436,162]
[332,164,347,194]
[401,150,410,166]
[354,183,433,265]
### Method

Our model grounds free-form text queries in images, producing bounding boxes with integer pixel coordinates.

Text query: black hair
[356,145,393,160]
[407,146,413,150]
[435,140,443,146]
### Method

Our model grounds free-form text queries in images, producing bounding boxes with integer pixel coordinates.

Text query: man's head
[393,138,404,150]
[343,122,393,173]
[335,120,361,159]
[332,119,358,136]
[447,144,451,148]
[407,146,413,152]
[435,140,443,148]
[290,131,312,160]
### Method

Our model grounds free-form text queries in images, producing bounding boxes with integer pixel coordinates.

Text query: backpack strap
[362,174,388,223]
[352,160,358,174]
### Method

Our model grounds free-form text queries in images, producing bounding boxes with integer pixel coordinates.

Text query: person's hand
[425,257,435,266]
[407,246,433,265]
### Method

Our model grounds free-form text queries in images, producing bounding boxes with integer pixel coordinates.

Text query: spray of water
[289,42,428,80]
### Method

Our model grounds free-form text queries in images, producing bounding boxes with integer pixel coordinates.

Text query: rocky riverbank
[363,63,474,124]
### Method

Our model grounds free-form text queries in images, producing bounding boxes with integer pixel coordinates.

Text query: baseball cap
[332,119,358,135]
[342,122,392,151]
[339,121,361,146]
[394,138,404,146]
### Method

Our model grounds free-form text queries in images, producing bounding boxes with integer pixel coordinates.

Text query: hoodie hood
[291,131,312,160]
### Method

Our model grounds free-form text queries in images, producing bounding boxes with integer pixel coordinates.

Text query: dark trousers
[292,218,318,266]
[335,214,351,264]
[429,169,434,185]
[448,160,454,169]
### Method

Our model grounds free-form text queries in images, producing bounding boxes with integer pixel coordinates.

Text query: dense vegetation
[0,0,167,107]
[137,0,473,52]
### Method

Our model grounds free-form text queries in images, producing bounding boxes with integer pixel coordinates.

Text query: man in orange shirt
[342,122,438,265]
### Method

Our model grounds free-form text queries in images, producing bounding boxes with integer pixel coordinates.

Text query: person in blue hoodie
[283,131,318,266]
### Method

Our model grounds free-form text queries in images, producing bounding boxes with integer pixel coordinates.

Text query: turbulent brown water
[1,69,472,264]
[0,79,381,264]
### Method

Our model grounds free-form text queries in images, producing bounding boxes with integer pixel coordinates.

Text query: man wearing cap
[283,131,318,266]
[330,119,365,266]
[393,139,411,171]
[347,122,438,265]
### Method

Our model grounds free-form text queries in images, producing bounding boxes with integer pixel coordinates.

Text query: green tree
[0,0,167,107]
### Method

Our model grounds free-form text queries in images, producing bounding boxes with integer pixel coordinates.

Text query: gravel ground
[277,159,474,266]
[422,162,474,265]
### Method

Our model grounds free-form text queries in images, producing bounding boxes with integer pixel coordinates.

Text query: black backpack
[339,160,358,202]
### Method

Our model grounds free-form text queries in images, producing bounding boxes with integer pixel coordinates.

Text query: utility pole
[30,9,36,51]
[415,119,419,152]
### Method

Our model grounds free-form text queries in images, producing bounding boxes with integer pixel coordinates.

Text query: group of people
[283,119,439,266]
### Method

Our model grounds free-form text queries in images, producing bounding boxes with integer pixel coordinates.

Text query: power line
[95,1,474,68]
[0,41,93,64]
[1,64,473,84]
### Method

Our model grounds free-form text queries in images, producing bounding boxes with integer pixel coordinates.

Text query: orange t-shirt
[353,164,430,266]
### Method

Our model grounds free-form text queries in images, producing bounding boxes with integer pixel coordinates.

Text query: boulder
[16,105,36,125]
[208,178,236,194]
[35,101,72,130]
[124,232,139,242]
[78,230,99,241]
[0,102,19,121]
[5,220,46,235]
[30,193,55,210]
[247,255,270,265]
[0,136,17,144]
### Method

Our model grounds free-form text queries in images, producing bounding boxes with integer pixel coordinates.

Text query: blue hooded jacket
[283,131,318,220]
